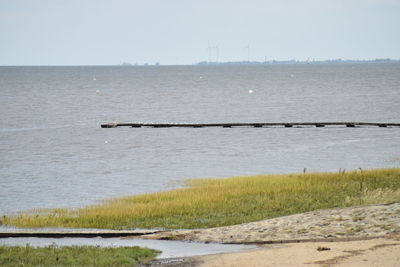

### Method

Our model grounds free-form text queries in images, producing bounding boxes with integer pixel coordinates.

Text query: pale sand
[145,203,400,243]
[145,203,400,266]
[196,235,400,267]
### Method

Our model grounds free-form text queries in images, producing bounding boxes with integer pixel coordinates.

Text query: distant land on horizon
[1,58,399,67]
[195,58,400,66]
[119,58,400,66]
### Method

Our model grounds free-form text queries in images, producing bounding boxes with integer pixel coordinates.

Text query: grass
[2,168,400,230]
[0,245,159,267]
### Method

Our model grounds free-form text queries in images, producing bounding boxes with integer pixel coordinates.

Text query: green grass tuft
[3,168,400,229]
[0,245,159,267]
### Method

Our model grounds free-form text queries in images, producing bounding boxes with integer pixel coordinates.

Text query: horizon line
[0,58,399,67]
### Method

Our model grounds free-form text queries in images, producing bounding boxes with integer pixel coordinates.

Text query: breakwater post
[101,122,400,128]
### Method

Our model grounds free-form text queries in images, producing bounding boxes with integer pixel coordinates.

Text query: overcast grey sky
[1,0,399,65]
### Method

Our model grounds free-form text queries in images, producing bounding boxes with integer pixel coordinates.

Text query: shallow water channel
[0,226,255,258]
[0,237,255,258]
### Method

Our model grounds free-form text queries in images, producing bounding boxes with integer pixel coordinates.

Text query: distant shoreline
[196,58,400,66]
[1,59,400,67]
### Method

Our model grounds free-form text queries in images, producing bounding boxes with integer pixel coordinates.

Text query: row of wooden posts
[101,122,400,128]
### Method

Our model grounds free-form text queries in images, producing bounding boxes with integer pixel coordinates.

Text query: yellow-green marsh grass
[2,168,400,229]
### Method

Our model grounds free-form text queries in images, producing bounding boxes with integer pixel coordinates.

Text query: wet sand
[196,235,400,267]
[148,235,400,266]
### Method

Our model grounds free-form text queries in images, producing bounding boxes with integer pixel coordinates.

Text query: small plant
[334,215,345,221]
[297,228,308,234]
[379,224,393,231]
[347,225,365,234]
[352,216,365,222]
[335,232,347,236]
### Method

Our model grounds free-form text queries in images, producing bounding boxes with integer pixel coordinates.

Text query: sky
[1,0,400,65]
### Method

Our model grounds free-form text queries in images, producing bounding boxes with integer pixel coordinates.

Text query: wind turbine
[207,41,212,63]
[212,44,219,63]
[243,42,250,62]
[207,42,220,63]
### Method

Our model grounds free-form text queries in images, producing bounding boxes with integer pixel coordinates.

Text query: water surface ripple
[1,64,399,214]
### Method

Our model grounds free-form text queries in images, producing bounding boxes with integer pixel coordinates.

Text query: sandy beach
[146,202,400,266]
[145,202,400,243]
[148,234,400,267]
[196,235,400,267]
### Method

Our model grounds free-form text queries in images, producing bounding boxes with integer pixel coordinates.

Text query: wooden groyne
[101,122,400,128]
[0,229,161,238]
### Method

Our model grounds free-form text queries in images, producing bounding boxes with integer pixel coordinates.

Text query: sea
[1,63,399,215]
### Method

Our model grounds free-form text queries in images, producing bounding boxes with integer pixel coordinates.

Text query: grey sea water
[1,63,399,215]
